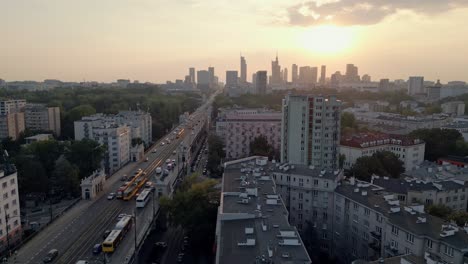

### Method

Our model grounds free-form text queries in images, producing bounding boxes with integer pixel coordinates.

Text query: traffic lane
[159,226,185,264]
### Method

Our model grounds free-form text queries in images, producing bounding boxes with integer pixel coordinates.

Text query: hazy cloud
[285,0,468,26]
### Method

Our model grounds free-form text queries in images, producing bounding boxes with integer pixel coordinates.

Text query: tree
[426,204,453,218]
[207,135,225,176]
[160,177,219,250]
[131,138,143,147]
[339,154,346,169]
[249,135,278,160]
[66,139,105,179]
[409,128,466,161]
[351,151,404,181]
[448,211,468,227]
[53,157,80,197]
[15,156,48,194]
[341,112,357,131]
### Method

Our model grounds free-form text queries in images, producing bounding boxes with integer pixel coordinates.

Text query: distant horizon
[2,1,468,84]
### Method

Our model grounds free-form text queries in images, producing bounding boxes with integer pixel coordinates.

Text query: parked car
[156,167,162,174]
[145,157,149,162]
[121,174,128,181]
[155,242,167,248]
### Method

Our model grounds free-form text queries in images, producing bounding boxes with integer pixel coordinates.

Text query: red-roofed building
[340,132,425,171]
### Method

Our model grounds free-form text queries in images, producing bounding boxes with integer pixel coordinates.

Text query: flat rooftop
[217,156,311,264]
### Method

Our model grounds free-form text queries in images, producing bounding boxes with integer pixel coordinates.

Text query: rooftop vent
[361,191,367,196]
[417,216,426,223]
[354,188,360,193]
[245,227,254,234]
[389,207,400,213]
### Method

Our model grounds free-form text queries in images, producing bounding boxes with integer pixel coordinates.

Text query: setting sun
[299,25,355,54]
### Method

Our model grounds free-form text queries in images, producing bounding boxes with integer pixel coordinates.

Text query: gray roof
[271,163,341,181]
[373,177,465,194]
[218,157,311,264]
[403,161,468,182]
[336,181,468,250]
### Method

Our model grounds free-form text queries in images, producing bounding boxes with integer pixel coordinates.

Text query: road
[15,92,216,264]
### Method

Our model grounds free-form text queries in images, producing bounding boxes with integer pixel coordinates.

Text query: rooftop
[218,156,311,264]
[340,132,423,148]
[271,163,341,181]
[336,179,468,250]
[403,161,468,182]
[372,176,465,194]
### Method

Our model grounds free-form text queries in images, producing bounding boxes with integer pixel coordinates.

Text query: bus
[102,215,133,253]
[118,169,147,200]
[123,174,148,201]
[102,230,123,253]
[136,189,151,208]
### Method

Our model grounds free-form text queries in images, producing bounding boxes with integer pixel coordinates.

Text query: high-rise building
[0,169,22,252]
[320,65,326,85]
[251,73,257,87]
[189,67,195,83]
[197,70,211,91]
[24,103,61,136]
[298,66,315,85]
[292,64,298,84]
[208,67,215,85]
[283,68,288,83]
[311,67,318,84]
[0,99,26,115]
[331,71,342,87]
[240,56,247,83]
[379,78,391,92]
[281,94,341,168]
[270,55,281,85]
[255,71,267,95]
[0,113,24,140]
[225,71,238,88]
[362,74,371,82]
[408,76,424,95]
[345,64,359,82]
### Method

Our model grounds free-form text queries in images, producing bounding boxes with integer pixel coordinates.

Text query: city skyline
[2,0,468,82]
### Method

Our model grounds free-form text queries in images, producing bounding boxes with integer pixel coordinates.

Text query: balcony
[370,231,381,239]
[369,241,380,251]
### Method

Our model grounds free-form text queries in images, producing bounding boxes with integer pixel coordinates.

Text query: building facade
[0,100,26,115]
[441,101,465,116]
[281,94,341,168]
[255,71,267,95]
[0,170,22,253]
[215,108,281,160]
[0,113,25,140]
[93,124,130,172]
[24,104,61,136]
[340,132,425,171]
[408,76,424,95]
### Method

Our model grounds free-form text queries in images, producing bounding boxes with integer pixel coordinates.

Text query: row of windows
[1,179,16,189]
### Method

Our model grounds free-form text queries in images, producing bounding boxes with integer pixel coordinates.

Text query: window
[405,247,411,254]
[426,239,433,249]
[363,232,369,241]
[353,203,359,210]
[391,240,398,249]
[3,193,7,199]
[299,193,303,200]
[376,213,383,223]
[353,214,358,223]
[364,208,370,216]
[10,179,14,185]
[2,182,6,189]
[11,189,16,195]
[391,225,399,236]
[363,220,370,227]
[406,233,414,244]
[313,180,319,186]
[313,190,318,197]
[376,226,382,234]
[443,245,454,257]
[323,212,328,221]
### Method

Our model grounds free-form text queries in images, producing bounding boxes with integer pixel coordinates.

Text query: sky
[1,0,468,83]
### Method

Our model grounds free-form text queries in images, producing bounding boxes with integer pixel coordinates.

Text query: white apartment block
[333,179,468,264]
[272,164,343,254]
[0,170,22,252]
[215,109,281,160]
[441,101,465,116]
[74,115,132,173]
[340,132,425,171]
[281,94,341,168]
[93,124,130,172]
[24,104,61,136]
[0,100,26,115]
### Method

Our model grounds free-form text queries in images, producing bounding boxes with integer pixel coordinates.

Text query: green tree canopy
[351,151,404,181]
[207,135,225,176]
[53,157,80,197]
[65,139,105,179]
[409,128,467,161]
[249,135,277,159]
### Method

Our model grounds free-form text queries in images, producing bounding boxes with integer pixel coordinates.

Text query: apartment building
[215,108,281,160]
[340,132,425,171]
[334,179,468,264]
[216,156,311,264]
[441,101,465,116]
[24,103,61,136]
[281,94,341,168]
[0,113,25,140]
[272,164,343,254]
[372,176,468,211]
[75,114,131,172]
[0,170,22,253]
[0,100,26,115]
[93,124,130,172]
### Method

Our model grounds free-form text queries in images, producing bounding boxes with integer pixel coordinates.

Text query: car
[161,142,165,146]
[42,249,59,263]
[203,169,207,175]
[145,157,149,162]
[121,174,128,181]
[92,244,102,255]
[166,159,171,164]
[172,150,177,155]
[103,230,111,239]
[172,159,176,163]
[107,193,116,200]
[155,242,167,248]
[155,167,162,174]
[75,261,89,264]
[152,149,157,153]
[177,254,184,263]
[117,213,126,220]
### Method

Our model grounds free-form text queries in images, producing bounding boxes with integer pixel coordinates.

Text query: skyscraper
[225,71,238,88]
[208,67,215,85]
[408,76,424,95]
[320,65,326,85]
[362,74,371,82]
[240,56,247,83]
[255,71,267,95]
[283,68,288,83]
[271,55,281,85]
[281,94,341,168]
[189,67,195,83]
[299,66,313,84]
[311,67,318,84]
[292,64,298,84]
[345,64,359,82]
